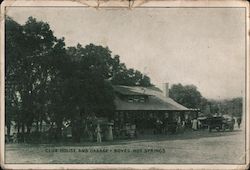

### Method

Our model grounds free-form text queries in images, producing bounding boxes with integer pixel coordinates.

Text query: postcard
[0,0,249,169]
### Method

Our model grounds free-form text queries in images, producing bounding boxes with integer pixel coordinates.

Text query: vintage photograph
[1,0,249,168]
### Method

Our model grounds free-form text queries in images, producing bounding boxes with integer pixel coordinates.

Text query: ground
[5,128,245,164]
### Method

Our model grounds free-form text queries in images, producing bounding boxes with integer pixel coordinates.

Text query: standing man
[237,117,242,129]
[95,124,102,143]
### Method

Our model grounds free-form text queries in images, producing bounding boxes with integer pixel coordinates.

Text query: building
[112,83,197,135]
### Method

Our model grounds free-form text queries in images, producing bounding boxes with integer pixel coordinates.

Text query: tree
[6,16,154,143]
[169,83,202,109]
[5,16,67,142]
[110,55,152,87]
[5,17,26,140]
[207,97,243,117]
[65,44,116,142]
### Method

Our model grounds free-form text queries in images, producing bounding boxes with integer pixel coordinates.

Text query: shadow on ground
[6,129,243,148]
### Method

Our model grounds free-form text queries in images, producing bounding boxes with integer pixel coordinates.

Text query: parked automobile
[197,116,209,129]
[207,116,234,132]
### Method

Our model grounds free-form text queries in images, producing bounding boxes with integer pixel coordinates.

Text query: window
[139,97,145,103]
[134,96,139,102]
[128,97,133,103]
[164,112,169,118]
[127,96,146,103]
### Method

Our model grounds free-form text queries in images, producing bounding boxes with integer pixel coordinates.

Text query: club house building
[112,83,197,137]
[5,83,198,142]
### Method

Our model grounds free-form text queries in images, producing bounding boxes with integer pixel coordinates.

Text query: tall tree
[65,44,116,142]
[5,16,67,141]
[5,17,26,140]
[6,16,154,143]
[169,83,202,109]
[110,55,152,87]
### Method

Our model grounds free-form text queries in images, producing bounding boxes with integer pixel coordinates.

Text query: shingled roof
[113,85,190,111]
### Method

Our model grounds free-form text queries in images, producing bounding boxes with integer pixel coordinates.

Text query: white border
[0,0,249,169]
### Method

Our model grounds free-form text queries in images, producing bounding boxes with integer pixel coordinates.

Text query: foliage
[5,16,153,142]
[169,83,243,118]
[110,55,152,87]
[206,98,243,117]
[5,16,24,136]
[6,16,243,143]
[169,83,202,109]
[6,16,67,140]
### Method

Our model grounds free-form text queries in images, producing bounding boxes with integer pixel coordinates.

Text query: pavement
[5,127,246,164]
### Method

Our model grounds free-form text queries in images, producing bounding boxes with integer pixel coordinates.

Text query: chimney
[163,83,169,98]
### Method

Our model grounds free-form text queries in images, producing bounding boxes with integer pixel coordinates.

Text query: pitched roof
[113,85,152,96]
[113,85,190,111]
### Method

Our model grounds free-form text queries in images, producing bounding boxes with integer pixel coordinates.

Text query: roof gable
[113,85,190,111]
[113,85,151,96]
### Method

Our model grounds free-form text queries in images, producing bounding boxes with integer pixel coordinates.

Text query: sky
[6,7,246,99]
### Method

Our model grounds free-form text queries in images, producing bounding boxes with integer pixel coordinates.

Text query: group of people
[153,117,187,135]
[86,122,114,143]
[86,123,102,143]
[87,115,243,143]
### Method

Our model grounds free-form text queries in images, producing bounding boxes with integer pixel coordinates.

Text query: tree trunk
[36,120,39,132]
[27,125,31,134]
[17,120,20,133]
[71,120,81,143]
[6,120,11,142]
[40,119,43,132]
[55,120,62,142]
[21,123,25,142]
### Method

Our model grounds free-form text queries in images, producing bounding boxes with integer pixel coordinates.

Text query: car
[207,116,234,132]
[197,116,209,129]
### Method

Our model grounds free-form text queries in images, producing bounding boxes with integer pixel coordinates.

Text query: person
[95,124,102,143]
[232,116,236,127]
[13,133,17,143]
[176,116,182,133]
[106,124,113,141]
[237,117,242,129]
[198,120,201,129]
[155,119,163,134]
[163,117,169,134]
[181,120,186,133]
[88,123,94,142]
[192,118,198,131]
[172,121,177,134]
